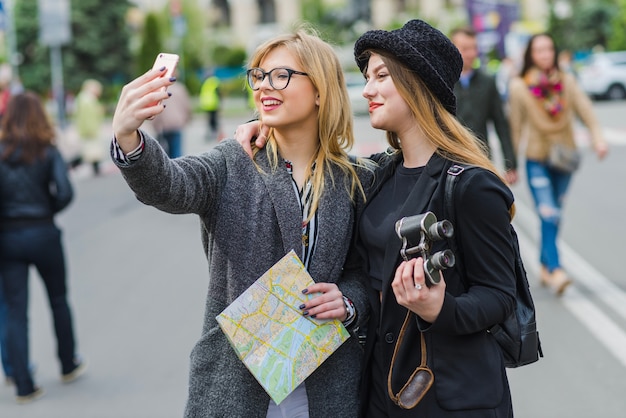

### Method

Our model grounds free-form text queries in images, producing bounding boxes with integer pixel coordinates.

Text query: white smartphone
[151,52,179,106]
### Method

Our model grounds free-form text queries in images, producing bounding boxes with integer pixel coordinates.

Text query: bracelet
[342,296,356,327]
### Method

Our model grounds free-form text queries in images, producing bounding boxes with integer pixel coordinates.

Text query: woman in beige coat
[74,79,105,175]
[508,33,608,295]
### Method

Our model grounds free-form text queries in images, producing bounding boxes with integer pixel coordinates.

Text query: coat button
[384,333,395,343]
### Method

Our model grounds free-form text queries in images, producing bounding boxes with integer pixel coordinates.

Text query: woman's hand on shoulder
[392,258,445,323]
[112,68,174,152]
[234,120,269,158]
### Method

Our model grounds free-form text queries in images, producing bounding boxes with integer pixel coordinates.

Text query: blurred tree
[166,0,207,96]
[137,12,164,77]
[14,0,47,93]
[15,0,133,100]
[608,0,626,50]
[133,1,206,96]
[302,0,325,24]
[547,0,617,52]
[212,45,246,68]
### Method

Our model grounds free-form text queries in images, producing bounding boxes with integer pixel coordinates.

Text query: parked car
[578,51,626,100]
[344,72,369,115]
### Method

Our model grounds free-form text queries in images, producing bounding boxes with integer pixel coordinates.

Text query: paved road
[2,101,626,417]
[1,113,244,417]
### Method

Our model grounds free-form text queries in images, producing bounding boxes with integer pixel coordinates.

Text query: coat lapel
[255,150,303,258]
[308,165,353,281]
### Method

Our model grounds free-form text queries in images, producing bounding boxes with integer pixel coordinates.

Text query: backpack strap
[444,164,467,228]
[444,164,476,288]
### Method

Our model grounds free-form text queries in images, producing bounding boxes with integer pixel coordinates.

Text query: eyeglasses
[246,67,309,91]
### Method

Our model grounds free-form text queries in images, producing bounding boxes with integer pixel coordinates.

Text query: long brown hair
[519,33,559,77]
[360,49,515,217]
[0,91,56,164]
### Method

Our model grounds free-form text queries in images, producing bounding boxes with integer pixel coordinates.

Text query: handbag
[547,143,580,173]
[387,311,434,409]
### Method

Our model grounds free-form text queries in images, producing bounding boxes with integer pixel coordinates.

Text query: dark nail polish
[169,77,176,82]
[301,288,308,294]
[298,304,305,310]
[159,66,166,71]
[168,92,172,97]
[310,314,316,319]
[302,311,309,316]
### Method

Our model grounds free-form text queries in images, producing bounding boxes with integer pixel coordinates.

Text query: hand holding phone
[151,52,179,106]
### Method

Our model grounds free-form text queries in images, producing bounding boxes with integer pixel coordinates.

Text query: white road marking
[515,201,626,367]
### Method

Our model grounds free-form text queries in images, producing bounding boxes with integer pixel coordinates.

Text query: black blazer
[358,152,516,417]
[454,70,517,171]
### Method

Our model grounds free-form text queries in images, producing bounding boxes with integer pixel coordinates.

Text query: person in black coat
[353,20,516,417]
[451,26,518,185]
[0,92,85,404]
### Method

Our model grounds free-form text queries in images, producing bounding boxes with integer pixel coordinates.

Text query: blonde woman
[111,28,370,417]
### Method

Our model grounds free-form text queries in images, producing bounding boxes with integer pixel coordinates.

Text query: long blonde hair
[363,49,515,218]
[248,26,367,217]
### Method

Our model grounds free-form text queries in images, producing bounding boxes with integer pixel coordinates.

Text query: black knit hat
[354,19,462,115]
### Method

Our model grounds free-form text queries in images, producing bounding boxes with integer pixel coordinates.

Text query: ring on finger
[415,283,423,290]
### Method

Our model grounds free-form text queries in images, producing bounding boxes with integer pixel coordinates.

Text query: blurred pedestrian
[199,70,223,141]
[0,92,86,404]
[0,63,13,384]
[495,56,516,102]
[151,72,193,158]
[558,49,577,77]
[451,26,518,185]
[74,79,105,175]
[0,64,12,122]
[508,33,609,295]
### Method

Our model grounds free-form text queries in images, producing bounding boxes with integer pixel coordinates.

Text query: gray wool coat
[114,133,369,418]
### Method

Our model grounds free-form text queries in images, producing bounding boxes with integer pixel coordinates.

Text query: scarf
[523,67,564,117]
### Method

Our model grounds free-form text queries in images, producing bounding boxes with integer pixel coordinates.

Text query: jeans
[525,160,572,272]
[0,223,77,396]
[0,279,11,378]
[161,130,183,158]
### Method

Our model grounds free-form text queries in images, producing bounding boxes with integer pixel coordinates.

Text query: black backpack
[444,164,543,368]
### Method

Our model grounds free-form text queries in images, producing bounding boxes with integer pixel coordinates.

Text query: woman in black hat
[351,19,515,417]
[235,19,517,417]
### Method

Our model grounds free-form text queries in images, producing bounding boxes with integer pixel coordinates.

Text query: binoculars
[395,211,456,286]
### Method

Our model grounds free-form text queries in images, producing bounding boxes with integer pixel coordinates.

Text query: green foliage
[608,0,626,50]
[302,0,325,23]
[221,76,247,98]
[134,1,209,101]
[548,0,618,52]
[212,45,246,68]
[14,0,48,94]
[137,13,164,77]
[14,0,133,101]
